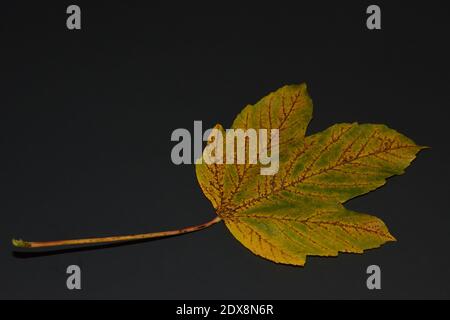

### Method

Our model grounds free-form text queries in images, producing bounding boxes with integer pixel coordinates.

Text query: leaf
[196,84,424,266]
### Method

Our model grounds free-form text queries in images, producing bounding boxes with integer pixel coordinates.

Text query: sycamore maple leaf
[13,83,424,268]
[195,83,424,266]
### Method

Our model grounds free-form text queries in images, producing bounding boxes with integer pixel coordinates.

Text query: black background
[1,1,449,299]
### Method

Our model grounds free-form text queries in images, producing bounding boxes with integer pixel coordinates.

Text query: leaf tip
[384,230,397,242]
[295,82,309,93]
[12,239,31,248]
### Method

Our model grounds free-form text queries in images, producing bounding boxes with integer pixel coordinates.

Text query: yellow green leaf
[196,83,424,266]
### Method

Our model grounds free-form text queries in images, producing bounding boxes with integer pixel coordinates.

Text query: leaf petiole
[12,216,222,249]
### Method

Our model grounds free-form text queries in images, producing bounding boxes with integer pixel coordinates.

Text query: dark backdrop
[1,1,449,299]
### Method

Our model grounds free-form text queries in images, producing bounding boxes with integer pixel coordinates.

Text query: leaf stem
[12,216,222,249]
